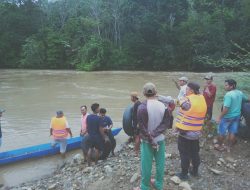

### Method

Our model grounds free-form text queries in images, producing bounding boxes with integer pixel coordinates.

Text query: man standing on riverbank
[99,108,116,156]
[0,109,5,148]
[50,111,73,158]
[173,76,188,102]
[87,103,107,165]
[216,79,249,151]
[80,105,89,137]
[203,74,217,121]
[135,82,168,190]
[175,82,207,180]
[80,105,89,162]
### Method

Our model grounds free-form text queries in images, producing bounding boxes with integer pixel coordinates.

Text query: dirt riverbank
[5,129,250,190]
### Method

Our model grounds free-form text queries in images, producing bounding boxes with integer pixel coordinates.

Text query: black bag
[164,109,174,129]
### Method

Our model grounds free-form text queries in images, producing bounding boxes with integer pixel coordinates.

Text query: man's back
[50,116,69,139]
[87,114,101,137]
[147,99,165,141]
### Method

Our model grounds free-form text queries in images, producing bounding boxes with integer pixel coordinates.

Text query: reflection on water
[0,69,249,187]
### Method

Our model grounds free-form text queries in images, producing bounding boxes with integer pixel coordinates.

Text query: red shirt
[203,83,216,107]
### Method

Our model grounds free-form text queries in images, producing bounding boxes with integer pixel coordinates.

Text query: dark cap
[56,110,63,116]
[187,82,200,94]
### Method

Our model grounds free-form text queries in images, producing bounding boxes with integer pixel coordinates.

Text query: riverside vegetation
[0,0,250,71]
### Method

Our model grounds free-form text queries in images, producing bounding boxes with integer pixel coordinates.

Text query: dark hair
[133,96,139,100]
[187,82,200,95]
[225,79,237,89]
[56,111,64,117]
[80,105,87,110]
[145,93,155,97]
[91,103,99,112]
[100,108,107,114]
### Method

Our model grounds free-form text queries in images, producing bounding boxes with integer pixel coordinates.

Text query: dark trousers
[106,130,116,152]
[178,135,200,175]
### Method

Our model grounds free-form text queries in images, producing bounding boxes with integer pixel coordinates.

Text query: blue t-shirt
[223,89,248,118]
[86,114,102,138]
[100,116,113,128]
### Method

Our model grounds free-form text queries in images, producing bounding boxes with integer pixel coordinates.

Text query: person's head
[143,82,157,97]
[186,82,200,95]
[178,77,188,86]
[80,105,87,115]
[0,109,5,117]
[204,74,213,85]
[91,103,100,113]
[130,91,139,102]
[56,110,64,118]
[224,79,237,91]
[99,108,107,117]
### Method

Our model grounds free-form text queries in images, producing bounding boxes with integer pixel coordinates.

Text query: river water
[0,69,249,186]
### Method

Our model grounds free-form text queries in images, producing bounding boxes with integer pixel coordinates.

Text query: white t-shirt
[147,99,165,142]
[177,84,187,100]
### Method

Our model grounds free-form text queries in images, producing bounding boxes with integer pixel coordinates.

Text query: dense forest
[0,0,250,71]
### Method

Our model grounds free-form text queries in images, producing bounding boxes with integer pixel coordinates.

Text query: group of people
[50,104,116,163]
[131,75,249,190]
[1,74,249,190]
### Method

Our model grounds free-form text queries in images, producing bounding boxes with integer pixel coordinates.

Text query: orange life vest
[176,94,207,131]
[51,116,68,139]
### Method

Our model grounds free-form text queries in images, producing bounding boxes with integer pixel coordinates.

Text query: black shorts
[88,136,104,151]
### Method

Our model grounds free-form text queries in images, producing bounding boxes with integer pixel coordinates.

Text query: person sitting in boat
[86,103,107,165]
[50,111,73,158]
[80,105,90,162]
[99,108,116,156]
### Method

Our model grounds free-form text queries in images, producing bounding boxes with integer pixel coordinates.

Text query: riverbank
[5,129,250,190]
[0,70,250,189]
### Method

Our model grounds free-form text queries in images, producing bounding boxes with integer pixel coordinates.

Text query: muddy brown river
[0,69,249,186]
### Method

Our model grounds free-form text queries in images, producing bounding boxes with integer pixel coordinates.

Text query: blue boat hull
[0,127,122,165]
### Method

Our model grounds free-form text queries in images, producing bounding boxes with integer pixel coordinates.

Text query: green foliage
[193,41,250,71]
[0,0,250,71]
[20,37,46,68]
[21,28,70,69]
[0,0,44,68]
[76,36,111,71]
